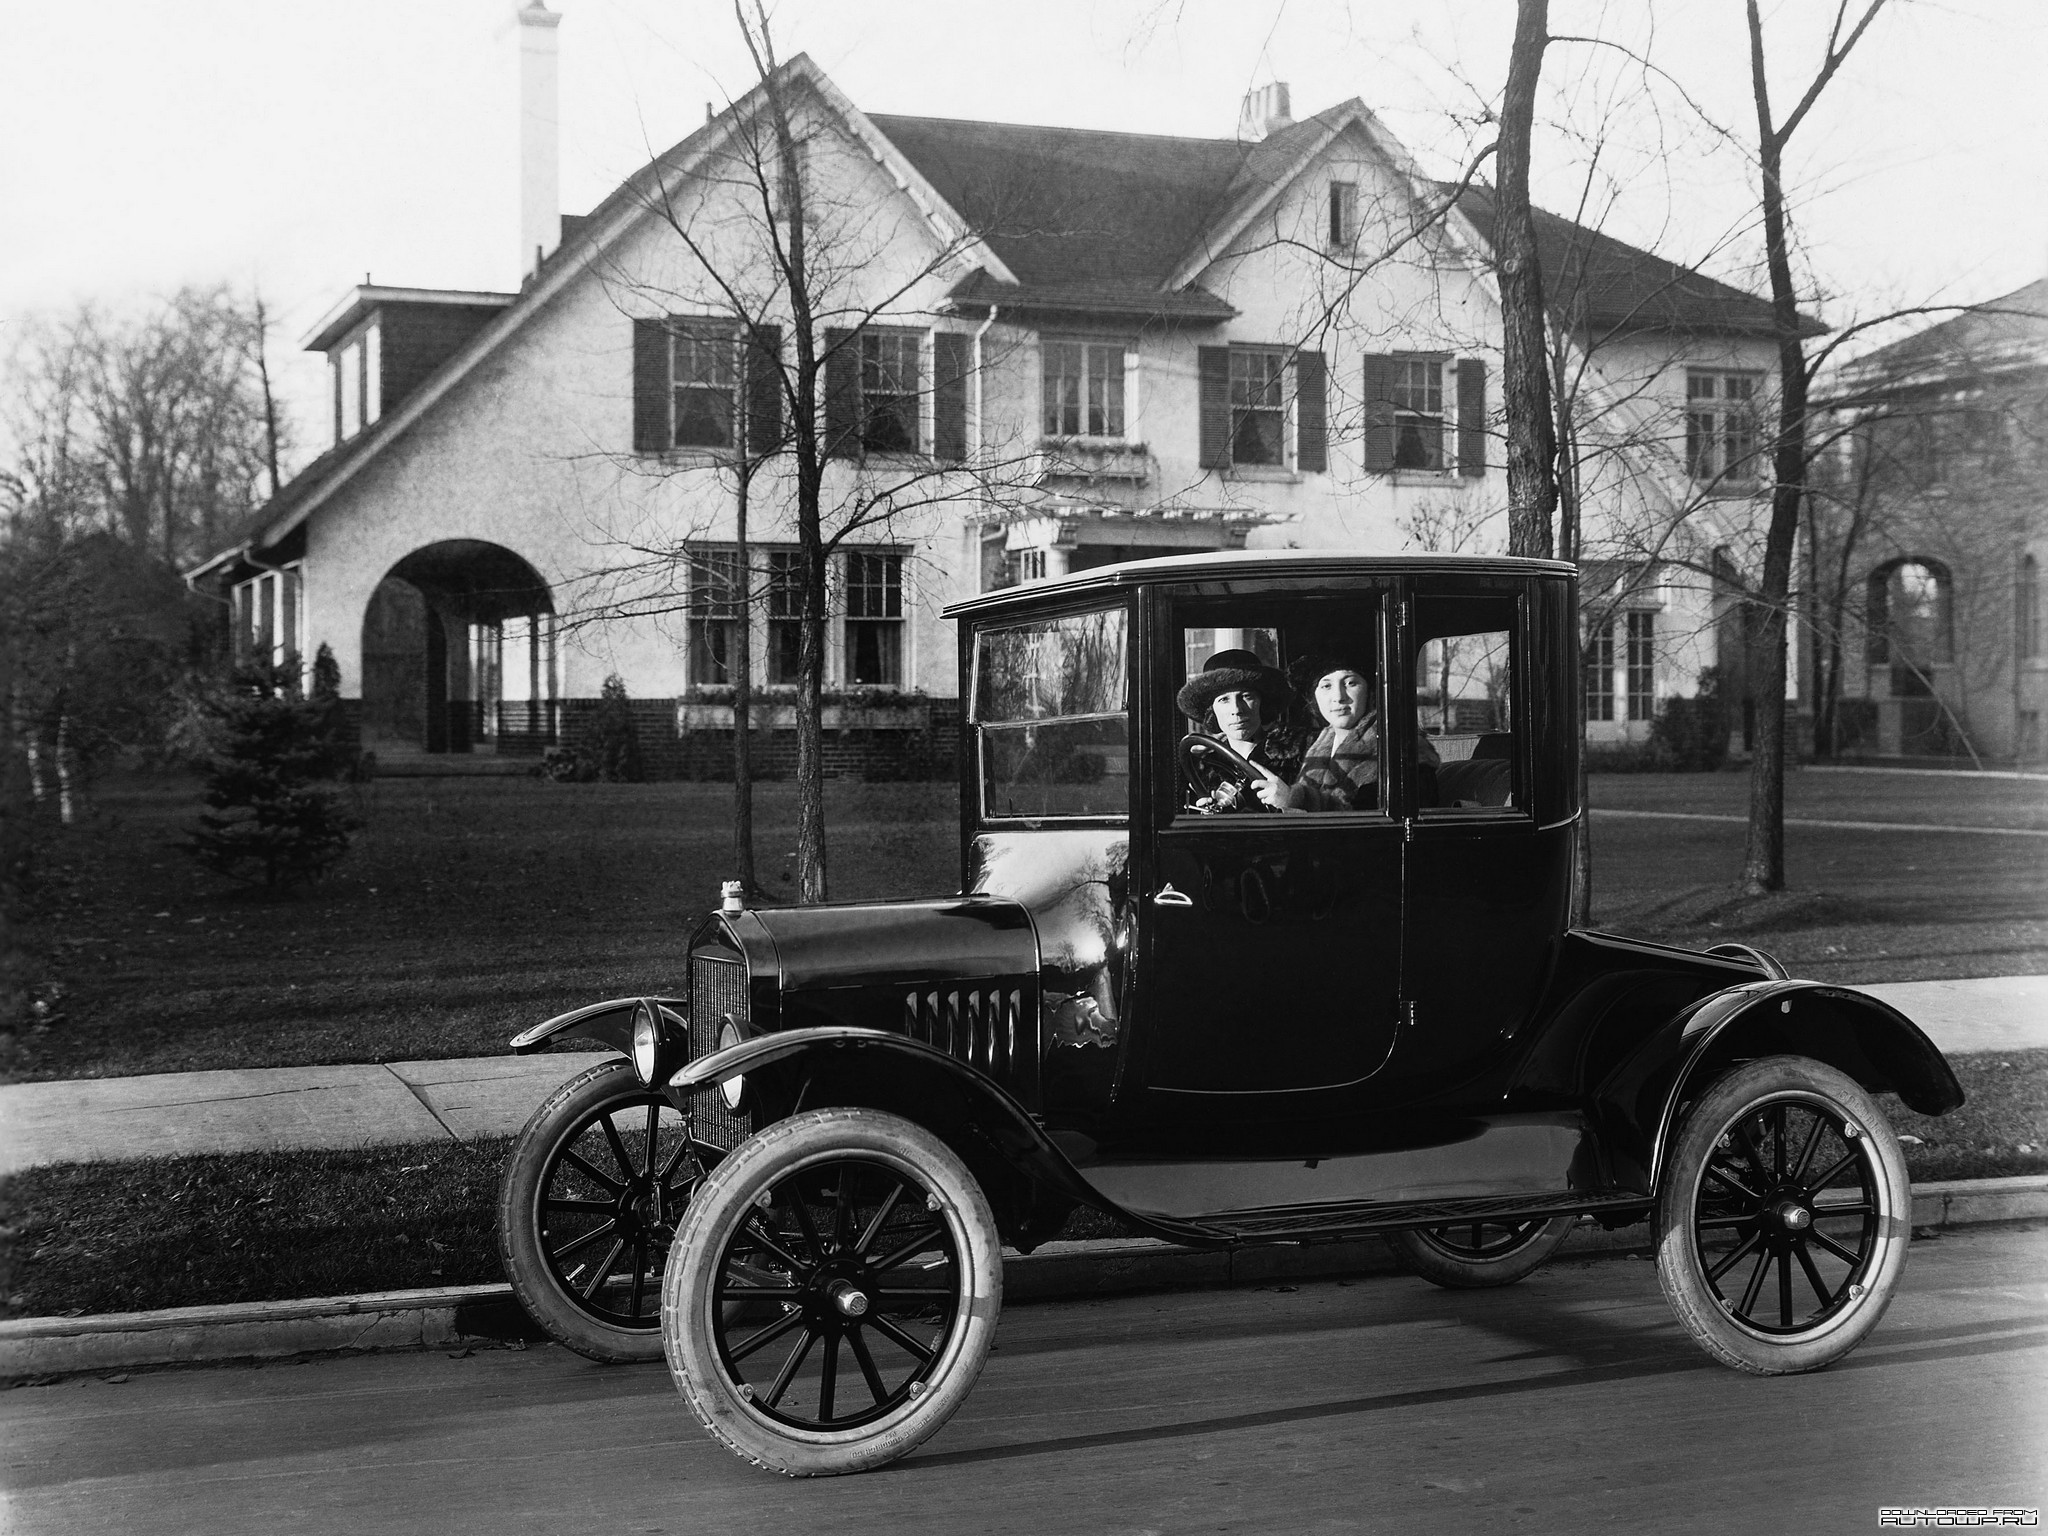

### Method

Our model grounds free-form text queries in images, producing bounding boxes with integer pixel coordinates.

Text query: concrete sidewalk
[2,975,2043,1177]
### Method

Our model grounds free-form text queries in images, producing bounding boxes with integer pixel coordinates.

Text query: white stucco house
[188,15,1805,774]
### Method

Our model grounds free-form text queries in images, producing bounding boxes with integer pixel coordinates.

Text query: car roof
[941,548,1577,621]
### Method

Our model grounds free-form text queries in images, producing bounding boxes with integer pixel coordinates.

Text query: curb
[5,1176,2043,1382]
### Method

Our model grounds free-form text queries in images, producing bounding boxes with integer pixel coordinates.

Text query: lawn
[3,764,2044,1082]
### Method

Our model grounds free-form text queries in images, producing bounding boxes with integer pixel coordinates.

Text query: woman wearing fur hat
[1286,654,1438,812]
[1176,648,1293,812]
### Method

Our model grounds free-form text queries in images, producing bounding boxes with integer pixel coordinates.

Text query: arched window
[1866,558,1952,696]
[2021,553,2041,662]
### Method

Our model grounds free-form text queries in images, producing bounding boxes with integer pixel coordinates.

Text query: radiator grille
[902,986,1024,1077]
[689,955,752,1152]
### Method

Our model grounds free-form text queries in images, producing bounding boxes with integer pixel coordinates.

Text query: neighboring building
[188,12,1804,773]
[1815,280,2048,762]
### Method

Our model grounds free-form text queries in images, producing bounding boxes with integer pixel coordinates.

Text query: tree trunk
[53,705,75,826]
[1498,0,1558,561]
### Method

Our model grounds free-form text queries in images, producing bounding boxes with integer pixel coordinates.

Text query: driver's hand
[1251,769,1288,811]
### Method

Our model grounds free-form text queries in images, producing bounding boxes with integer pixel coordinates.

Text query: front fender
[673,1027,1110,1250]
[510,996,685,1061]
[1599,979,1965,1193]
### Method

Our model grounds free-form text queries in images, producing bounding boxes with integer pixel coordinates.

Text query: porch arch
[360,540,556,755]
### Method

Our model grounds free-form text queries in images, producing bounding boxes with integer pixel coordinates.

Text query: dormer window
[332,323,381,446]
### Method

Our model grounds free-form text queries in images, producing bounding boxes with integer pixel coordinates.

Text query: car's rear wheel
[1656,1055,1911,1375]
[498,1059,715,1363]
[662,1107,1002,1477]
[1387,1216,1575,1288]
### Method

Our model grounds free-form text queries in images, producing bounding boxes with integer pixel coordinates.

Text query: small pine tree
[308,642,352,778]
[590,673,645,782]
[184,659,360,890]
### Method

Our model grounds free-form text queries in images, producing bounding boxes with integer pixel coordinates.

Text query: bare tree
[570,6,1045,900]
[1739,0,1886,892]
[1497,0,1560,563]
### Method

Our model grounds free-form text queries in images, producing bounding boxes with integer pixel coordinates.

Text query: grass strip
[3,1052,2040,1323]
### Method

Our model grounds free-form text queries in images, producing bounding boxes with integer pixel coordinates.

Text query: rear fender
[1601,980,1965,1193]
[674,1027,1106,1250]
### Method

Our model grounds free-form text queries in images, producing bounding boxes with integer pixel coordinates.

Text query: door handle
[1151,883,1193,908]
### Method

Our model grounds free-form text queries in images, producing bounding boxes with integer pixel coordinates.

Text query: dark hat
[1288,651,1373,698]
[1178,648,1290,724]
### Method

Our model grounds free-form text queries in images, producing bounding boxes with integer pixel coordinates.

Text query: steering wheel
[1179,733,1278,813]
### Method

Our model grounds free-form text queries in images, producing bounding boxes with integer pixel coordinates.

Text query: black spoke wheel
[662,1108,1002,1477]
[1656,1055,1911,1375]
[497,1058,715,1362]
[1388,1215,1575,1288]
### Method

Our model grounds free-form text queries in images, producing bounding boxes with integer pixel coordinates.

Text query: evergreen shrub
[183,658,360,890]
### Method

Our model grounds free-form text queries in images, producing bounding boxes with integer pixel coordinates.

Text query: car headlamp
[718,1017,746,1111]
[631,999,661,1085]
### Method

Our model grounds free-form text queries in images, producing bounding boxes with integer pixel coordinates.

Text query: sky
[5,0,2043,475]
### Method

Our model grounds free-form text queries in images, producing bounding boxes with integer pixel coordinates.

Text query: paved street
[5,1225,2042,1536]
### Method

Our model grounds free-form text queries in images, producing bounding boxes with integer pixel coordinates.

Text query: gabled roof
[202,63,1817,576]
[1444,184,1820,340]
[1832,277,2048,397]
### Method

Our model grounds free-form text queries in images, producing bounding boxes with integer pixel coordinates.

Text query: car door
[1134,585,1405,1100]
[1390,576,1572,1090]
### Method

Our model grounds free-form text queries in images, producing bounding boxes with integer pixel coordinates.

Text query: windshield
[972,607,1129,819]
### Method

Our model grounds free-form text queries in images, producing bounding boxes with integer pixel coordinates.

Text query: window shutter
[1457,357,1487,477]
[1197,346,1231,469]
[633,317,669,452]
[1361,353,1395,471]
[745,323,783,455]
[823,327,859,459]
[1295,350,1327,473]
[932,331,971,461]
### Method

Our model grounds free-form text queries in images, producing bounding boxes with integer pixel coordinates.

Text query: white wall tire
[1656,1055,1911,1375]
[661,1107,1003,1476]
[1388,1216,1575,1289]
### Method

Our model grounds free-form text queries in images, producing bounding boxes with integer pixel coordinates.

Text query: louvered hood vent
[902,985,1025,1076]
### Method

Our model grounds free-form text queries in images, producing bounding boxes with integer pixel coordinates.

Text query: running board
[1136,1191,1654,1248]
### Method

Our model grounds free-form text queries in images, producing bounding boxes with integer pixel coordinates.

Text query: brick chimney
[517,1,562,278]
[1238,82,1294,141]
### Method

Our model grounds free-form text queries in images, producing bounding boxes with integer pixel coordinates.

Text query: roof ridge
[865,110,1260,150]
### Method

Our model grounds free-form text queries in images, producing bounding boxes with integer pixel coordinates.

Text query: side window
[973,607,1129,821]
[1414,593,1520,815]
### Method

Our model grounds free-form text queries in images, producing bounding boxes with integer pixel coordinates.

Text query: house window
[1686,370,1761,483]
[1328,181,1358,247]
[767,549,803,685]
[336,341,363,443]
[860,331,920,453]
[1043,340,1127,438]
[1391,355,1447,470]
[1012,548,1048,584]
[845,550,904,686]
[671,324,738,448]
[688,549,742,686]
[2021,554,2040,661]
[362,325,381,429]
[1585,620,1615,722]
[1625,611,1655,721]
[1229,348,1287,466]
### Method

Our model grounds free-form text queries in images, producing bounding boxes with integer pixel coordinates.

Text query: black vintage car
[496,551,1962,1477]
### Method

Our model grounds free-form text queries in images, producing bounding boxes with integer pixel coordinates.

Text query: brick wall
[556,697,961,781]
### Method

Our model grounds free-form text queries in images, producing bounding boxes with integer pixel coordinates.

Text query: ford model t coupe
[496,551,1962,1476]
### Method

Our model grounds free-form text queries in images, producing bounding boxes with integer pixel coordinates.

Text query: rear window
[971,607,1129,820]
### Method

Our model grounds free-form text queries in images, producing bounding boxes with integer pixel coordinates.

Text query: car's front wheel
[1656,1055,1911,1374]
[662,1107,1002,1476]
[1387,1216,1575,1288]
